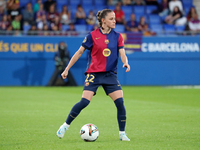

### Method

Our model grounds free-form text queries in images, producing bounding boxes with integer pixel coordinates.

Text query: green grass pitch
[0,86,200,150]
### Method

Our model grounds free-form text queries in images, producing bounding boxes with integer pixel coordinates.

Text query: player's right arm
[61,46,86,79]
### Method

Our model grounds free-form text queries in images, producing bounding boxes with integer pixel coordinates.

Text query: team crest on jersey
[85,82,89,86]
[105,39,109,44]
[83,37,87,43]
[102,48,111,57]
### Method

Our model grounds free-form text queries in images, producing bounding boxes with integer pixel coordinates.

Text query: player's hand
[123,63,130,72]
[61,70,68,79]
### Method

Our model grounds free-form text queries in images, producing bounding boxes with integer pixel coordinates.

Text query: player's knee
[79,98,90,109]
[114,98,126,112]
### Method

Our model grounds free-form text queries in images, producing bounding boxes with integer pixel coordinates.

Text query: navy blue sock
[114,98,126,131]
[66,98,90,125]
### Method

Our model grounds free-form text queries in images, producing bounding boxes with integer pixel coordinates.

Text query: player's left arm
[119,48,130,72]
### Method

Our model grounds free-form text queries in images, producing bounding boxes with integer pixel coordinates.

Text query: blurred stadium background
[0,0,200,86]
[1,1,200,149]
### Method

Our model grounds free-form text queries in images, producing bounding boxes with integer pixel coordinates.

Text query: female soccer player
[57,9,130,141]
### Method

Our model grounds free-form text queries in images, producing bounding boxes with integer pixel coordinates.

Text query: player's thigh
[82,90,94,101]
[108,90,123,101]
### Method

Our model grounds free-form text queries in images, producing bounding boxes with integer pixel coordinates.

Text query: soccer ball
[80,124,99,142]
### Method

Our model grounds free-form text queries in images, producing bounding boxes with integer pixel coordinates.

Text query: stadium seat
[176,25,185,32]
[69,5,77,20]
[69,0,81,6]
[114,24,125,33]
[148,15,161,24]
[62,25,69,31]
[182,0,193,6]
[121,6,133,21]
[157,0,162,4]
[184,6,192,16]
[124,12,133,21]
[57,0,68,6]
[57,4,68,13]
[107,5,115,11]
[87,24,94,31]
[20,0,29,7]
[32,0,47,5]
[83,5,94,16]
[94,0,106,6]
[95,5,108,13]
[150,24,163,34]
[146,5,157,14]
[75,24,87,31]
[133,6,145,15]
[23,24,31,35]
[74,25,87,35]
[164,24,175,34]
[121,6,133,14]
[82,0,94,6]
[31,0,37,5]
[136,15,148,23]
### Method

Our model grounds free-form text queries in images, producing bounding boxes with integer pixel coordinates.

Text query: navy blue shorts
[83,72,122,95]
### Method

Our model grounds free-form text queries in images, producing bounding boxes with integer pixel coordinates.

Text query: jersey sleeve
[81,33,93,50]
[118,33,124,49]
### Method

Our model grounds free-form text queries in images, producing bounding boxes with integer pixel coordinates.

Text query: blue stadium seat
[146,5,157,14]
[69,0,82,6]
[184,6,192,16]
[57,4,69,13]
[69,5,77,20]
[62,25,69,31]
[20,0,29,7]
[176,25,185,32]
[133,6,145,15]
[57,5,62,13]
[136,15,148,23]
[87,24,94,31]
[57,0,68,6]
[31,0,47,6]
[164,24,175,34]
[23,24,31,35]
[182,1,193,13]
[95,5,108,13]
[148,15,161,24]
[157,0,162,4]
[107,5,115,10]
[182,0,193,6]
[94,0,106,6]
[75,24,87,32]
[114,24,125,33]
[124,12,133,21]
[20,0,30,3]
[121,6,133,21]
[121,6,133,14]
[83,5,94,16]
[150,24,163,34]
[82,0,94,6]
[31,0,37,5]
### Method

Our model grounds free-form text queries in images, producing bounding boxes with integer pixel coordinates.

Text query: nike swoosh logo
[58,129,61,134]
[95,37,101,40]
